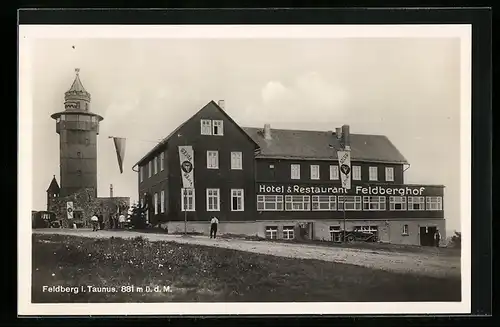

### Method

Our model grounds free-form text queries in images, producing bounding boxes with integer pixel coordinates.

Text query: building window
[139,166,144,182]
[201,119,212,135]
[148,161,152,178]
[76,170,82,176]
[231,152,242,170]
[355,226,378,234]
[385,167,394,181]
[257,195,284,211]
[153,156,158,175]
[283,226,295,240]
[369,166,378,181]
[76,151,81,157]
[231,189,244,211]
[154,193,158,215]
[330,226,342,242]
[265,226,278,239]
[389,196,407,211]
[330,165,339,180]
[310,165,320,180]
[85,138,90,146]
[352,166,361,180]
[338,196,362,211]
[207,151,219,169]
[160,152,165,171]
[181,188,195,211]
[426,196,443,211]
[363,196,386,211]
[213,120,224,136]
[285,195,311,211]
[402,224,409,235]
[291,164,301,180]
[206,188,220,211]
[408,196,425,211]
[160,190,165,213]
[312,195,336,211]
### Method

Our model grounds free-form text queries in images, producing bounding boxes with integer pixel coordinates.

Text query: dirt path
[33,229,461,279]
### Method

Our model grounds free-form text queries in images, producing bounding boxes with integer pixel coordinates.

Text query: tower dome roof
[64,68,91,103]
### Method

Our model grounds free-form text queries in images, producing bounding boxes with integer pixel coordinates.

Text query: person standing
[210,216,219,239]
[434,229,441,247]
[118,213,126,229]
[90,214,99,231]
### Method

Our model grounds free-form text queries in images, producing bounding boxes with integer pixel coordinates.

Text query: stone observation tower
[51,68,103,197]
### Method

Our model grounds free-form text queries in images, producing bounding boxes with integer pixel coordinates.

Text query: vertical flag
[66,201,74,219]
[337,150,352,190]
[112,137,126,174]
[178,146,195,189]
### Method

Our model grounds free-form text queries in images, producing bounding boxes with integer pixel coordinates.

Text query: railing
[56,121,99,133]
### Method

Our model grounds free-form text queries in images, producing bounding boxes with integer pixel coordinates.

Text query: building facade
[44,69,130,228]
[135,100,445,245]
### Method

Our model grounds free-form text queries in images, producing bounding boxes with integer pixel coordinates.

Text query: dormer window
[213,120,224,136]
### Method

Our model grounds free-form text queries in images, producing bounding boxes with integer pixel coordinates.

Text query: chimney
[218,100,225,110]
[110,184,113,198]
[341,124,350,150]
[335,127,342,139]
[263,124,272,140]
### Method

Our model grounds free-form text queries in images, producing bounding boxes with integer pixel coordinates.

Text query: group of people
[90,213,127,231]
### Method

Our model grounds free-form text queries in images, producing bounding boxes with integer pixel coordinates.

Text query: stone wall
[48,187,130,228]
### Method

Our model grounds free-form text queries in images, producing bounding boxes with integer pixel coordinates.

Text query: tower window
[77,151,81,157]
[77,170,82,176]
[85,138,90,146]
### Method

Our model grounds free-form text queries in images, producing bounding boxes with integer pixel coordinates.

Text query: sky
[30,37,462,232]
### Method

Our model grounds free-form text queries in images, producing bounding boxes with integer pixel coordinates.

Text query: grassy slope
[32,234,461,303]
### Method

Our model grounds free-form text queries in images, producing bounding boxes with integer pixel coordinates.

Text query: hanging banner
[66,201,74,219]
[112,137,126,174]
[178,145,194,189]
[337,150,352,190]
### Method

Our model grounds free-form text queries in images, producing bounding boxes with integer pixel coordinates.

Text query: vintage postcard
[18,23,471,315]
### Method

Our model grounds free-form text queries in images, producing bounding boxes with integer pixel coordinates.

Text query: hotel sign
[257,183,442,196]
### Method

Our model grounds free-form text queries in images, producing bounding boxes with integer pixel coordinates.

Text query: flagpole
[343,193,346,242]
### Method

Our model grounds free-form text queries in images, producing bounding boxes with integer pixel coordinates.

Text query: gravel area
[33,229,461,279]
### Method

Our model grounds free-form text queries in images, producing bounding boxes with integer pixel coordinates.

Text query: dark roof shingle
[242,127,408,164]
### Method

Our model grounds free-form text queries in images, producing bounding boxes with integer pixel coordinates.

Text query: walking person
[90,214,99,231]
[210,216,219,239]
[434,229,441,247]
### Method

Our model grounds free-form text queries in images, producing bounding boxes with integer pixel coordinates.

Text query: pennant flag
[112,137,126,174]
[178,145,195,189]
[337,150,352,190]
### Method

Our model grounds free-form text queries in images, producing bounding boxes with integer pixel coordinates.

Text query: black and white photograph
[19,21,473,315]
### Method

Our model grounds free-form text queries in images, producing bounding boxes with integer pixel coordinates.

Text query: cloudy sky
[29,36,462,232]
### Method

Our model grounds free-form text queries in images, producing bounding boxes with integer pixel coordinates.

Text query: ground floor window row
[257,195,443,212]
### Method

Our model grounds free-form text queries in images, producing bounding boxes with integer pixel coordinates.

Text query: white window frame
[153,156,158,175]
[206,188,220,212]
[181,188,195,212]
[201,119,212,135]
[352,165,361,180]
[389,196,407,211]
[265,226,278,239]
[338,196,362,211]
[310,165,320,180]
[282,226,295,240]
[139,166,144,182]
[207,150,219,169]
[257,195,284,211]
[330,226,342,242]
[154,193,158,215]
[231,151,243,170]
[285,195,311,211]
[385,167,394,182]
[369,166,378,181]
[363,196,386,211]
[402,224,409,235]
[312,195,337,211]
[231,189,244,211]
[160,190,165,213]
[290,164,301,180]
[426,196,443,211]
[160,152,165,171]
[408,196,425,211]
[212,120,224,136]
[148,160,152,178]
[330,165,339,180]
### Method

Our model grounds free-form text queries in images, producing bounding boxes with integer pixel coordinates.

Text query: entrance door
[420,226,437,246]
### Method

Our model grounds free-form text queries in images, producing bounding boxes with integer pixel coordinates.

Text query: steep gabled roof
[46,175,60,193]
[242,127,408,164]
[134,101,259,167]
[67,69,87,93]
